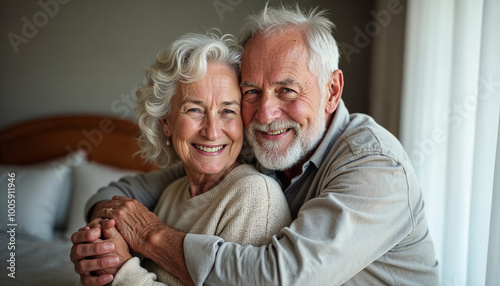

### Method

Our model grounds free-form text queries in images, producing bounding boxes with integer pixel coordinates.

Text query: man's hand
[92,219,133,277]
[70,224,116,285]
[108,196,196,285]
[90,196,194,285]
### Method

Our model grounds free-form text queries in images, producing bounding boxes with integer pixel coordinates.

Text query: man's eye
[277,87,298,100]
[243,89,258,95]
[242,89,260,102]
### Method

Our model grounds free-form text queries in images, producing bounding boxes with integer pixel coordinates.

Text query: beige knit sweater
[112,164,291,285]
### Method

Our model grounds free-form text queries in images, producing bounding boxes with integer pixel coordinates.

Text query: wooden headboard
[0,115,157,172]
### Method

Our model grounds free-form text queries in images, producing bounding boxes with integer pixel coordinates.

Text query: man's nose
[254,92,281,124]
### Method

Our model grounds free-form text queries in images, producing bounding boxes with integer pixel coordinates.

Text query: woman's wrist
[141,222,173,256]
[142,224,194,286]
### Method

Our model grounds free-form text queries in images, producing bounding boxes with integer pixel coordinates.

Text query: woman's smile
[162,61,243,183]
[193,143,227,154]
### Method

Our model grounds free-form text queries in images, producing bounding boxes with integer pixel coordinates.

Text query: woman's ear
[160,118,171,137]
[325,70,344,114]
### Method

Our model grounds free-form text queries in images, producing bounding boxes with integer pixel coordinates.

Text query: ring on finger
[105,208,112,218]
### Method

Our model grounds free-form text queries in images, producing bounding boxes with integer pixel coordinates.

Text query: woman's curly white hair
[135,30,243,168]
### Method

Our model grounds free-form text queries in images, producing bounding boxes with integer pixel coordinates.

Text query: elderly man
[71,5,439,286]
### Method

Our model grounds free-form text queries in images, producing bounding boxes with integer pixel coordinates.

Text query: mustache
[247,120,301,134]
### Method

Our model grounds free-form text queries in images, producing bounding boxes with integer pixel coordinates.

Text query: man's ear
[160,119,171,137]
[325,70,344,114]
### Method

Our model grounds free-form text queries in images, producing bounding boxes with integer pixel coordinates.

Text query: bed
[0,115,156,286]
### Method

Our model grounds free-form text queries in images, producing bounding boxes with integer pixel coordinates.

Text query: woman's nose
[200,113,220,140]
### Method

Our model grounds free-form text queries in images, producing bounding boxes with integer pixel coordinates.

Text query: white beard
[246,109,326,171]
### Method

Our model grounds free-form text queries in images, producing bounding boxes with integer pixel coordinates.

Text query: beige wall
[0,0,404,133]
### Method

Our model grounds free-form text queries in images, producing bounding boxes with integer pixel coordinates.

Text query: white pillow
[54,152,88,230]
[64,161,137,239]
[0,151,86,241]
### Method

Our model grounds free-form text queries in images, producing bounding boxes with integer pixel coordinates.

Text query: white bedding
[0,149,141,286]
[0,233,79,286]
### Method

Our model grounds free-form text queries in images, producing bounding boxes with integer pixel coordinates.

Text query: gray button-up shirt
[87,100,439,285]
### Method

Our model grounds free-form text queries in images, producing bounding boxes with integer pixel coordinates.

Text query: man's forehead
[242,31,308,70]
[241,51,309,87]
[243,31,308,57]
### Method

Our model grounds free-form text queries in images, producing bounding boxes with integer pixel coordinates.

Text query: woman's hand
[98,195,165,253]
[96,196,194,286]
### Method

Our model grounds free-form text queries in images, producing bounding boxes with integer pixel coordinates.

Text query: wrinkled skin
[70,218,132,285]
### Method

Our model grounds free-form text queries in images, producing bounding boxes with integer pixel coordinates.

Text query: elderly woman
[72,31,291,285]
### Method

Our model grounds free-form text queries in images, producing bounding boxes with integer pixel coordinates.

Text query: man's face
[240,28,328,171]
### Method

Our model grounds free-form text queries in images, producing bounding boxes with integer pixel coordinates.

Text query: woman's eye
[220,109,239,118]
[187,108,201,113]
[222,109,237,115]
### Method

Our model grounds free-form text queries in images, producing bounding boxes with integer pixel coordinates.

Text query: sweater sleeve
[112,257,167,286]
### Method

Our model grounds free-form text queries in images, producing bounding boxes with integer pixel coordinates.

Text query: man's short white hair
[238,3,340,95]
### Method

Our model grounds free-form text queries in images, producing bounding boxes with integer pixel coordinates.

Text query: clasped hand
[70,196,163,286]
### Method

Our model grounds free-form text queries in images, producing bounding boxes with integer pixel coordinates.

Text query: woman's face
[163,62,243,179]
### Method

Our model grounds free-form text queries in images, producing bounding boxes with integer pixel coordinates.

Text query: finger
[101,219,116,229]
[96,274,114,286]
[87,217,104,229]
[89,201,113,221]
[81,273,114,286]
[75,255,119,274]
[78,225,91,232]
[71,241,115,262]
[102,223,120,240]
[101,203,131,220]
[71,228,101,244]
[99,204,123,220]
[102,207,114,221]
[80,273,97,286]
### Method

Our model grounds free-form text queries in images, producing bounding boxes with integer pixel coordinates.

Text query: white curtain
[400,0,500,285]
